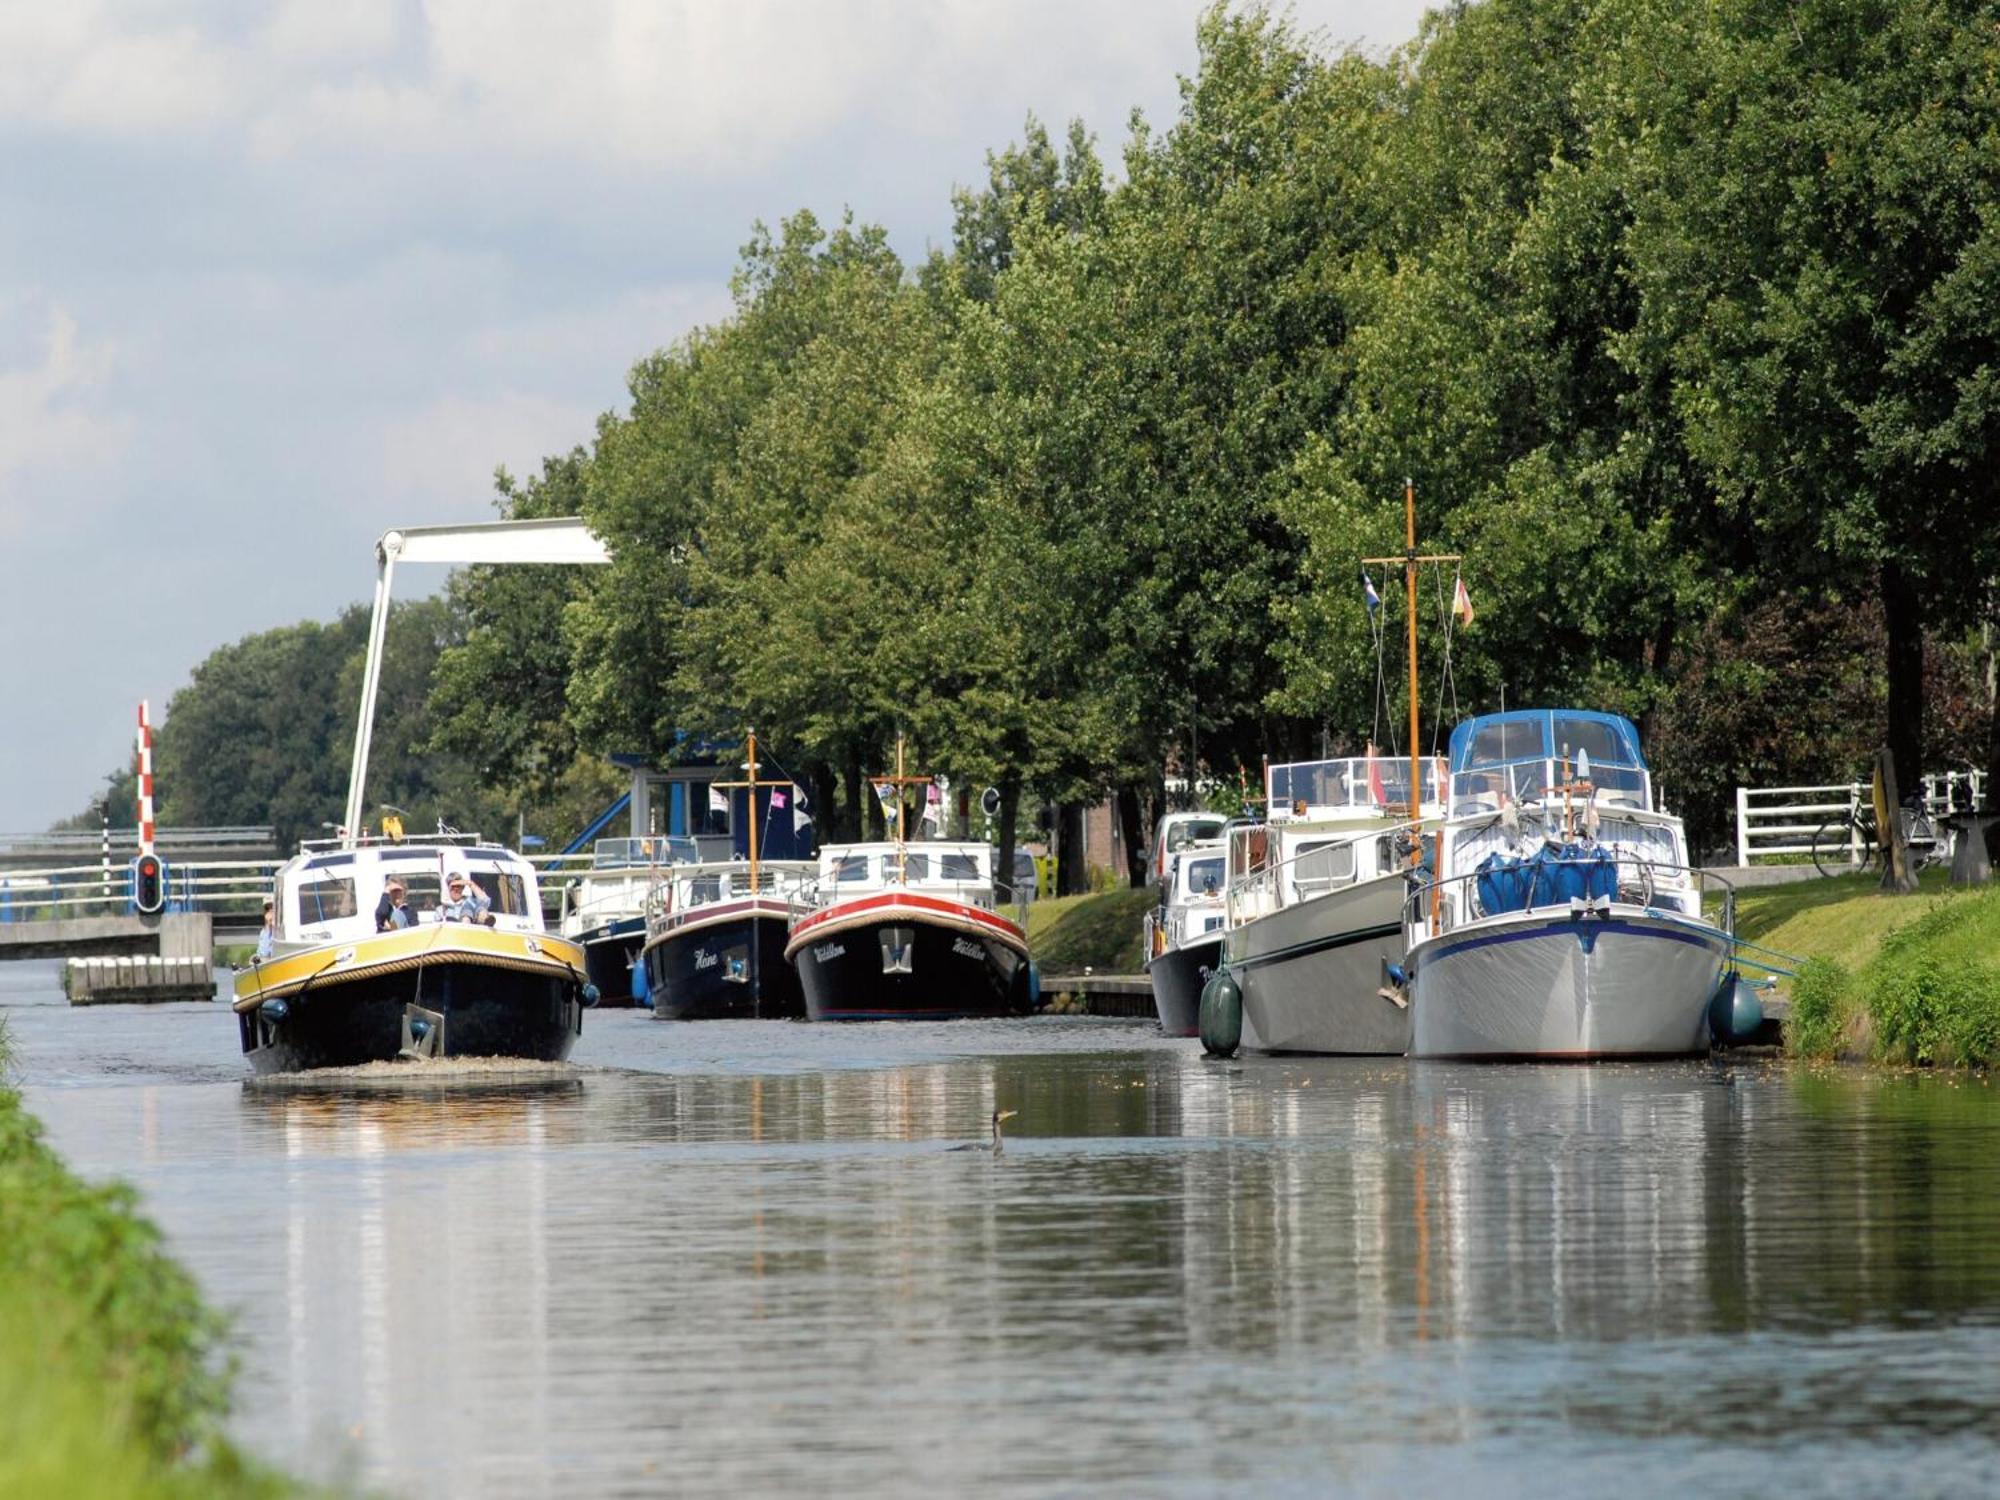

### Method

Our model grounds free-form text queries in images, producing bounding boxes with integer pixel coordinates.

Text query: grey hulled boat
[1399,710,1732,1059]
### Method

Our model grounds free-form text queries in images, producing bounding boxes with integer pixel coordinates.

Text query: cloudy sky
[0,0,1432,833]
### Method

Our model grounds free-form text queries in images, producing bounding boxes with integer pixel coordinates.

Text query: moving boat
[784,740,1032,1021]
[1219,755,1440,1053]
[1144,838,1227,1036]
[1400,709,1731,1059]
[559,836,692,1005]
[233,837,589,1074]
[642,729,815,1020]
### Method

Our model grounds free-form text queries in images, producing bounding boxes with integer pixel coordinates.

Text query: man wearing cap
[442,871,494,926]
[375,877,415,933]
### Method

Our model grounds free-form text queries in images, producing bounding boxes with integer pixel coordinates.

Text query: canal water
[5,960,1999,1498]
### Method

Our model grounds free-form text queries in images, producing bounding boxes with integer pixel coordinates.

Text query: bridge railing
[0,827,277,857]
[0,859,281,923]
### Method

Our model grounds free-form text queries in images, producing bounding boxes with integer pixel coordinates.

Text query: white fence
[1734,770,1988,866]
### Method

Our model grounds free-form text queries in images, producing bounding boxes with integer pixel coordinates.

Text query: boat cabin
[1420,710,1699,933]
[1156,842,1229,951]
[1150,811,1227,884]
[1265,754,1446,824]
[655,858,815,920]
[274,840,548,948]
[810,840,1003,911]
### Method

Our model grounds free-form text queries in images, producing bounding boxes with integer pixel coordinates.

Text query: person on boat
[255,898,275,960]
[442,871,494,926]
[375,877,414,932]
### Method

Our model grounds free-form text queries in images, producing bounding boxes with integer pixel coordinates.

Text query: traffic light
[133,854,165,914]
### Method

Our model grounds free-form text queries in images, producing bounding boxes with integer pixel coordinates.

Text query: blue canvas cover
[1474,840,1617,915]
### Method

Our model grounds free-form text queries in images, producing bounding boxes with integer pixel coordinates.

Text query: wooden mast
[712,727,791,895]
[867,733,934,886]
[1363,481,1461,900]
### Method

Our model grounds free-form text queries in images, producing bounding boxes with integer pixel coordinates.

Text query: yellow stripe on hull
[234,926,585,1012]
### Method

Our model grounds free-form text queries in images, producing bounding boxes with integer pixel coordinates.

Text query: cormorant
[949,1109,1017,1153]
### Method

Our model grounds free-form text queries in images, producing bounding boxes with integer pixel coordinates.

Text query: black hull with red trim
[643,909,803,1020]
[786,894,1032,1022]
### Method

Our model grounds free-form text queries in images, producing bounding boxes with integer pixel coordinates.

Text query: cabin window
[900,853,929,882]
[1467,719,1547,768]
[1168,818,1225,852]
[297,879,357,922]
[1555,717,1629,771]
[1186,857,1225,895]
[833,854,870,884]
[465,871,530,915]
[1293,840,1355,895]
[686,874,724,906]
[936,852,981,882]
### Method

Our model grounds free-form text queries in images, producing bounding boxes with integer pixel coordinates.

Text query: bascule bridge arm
[343,519,612,846]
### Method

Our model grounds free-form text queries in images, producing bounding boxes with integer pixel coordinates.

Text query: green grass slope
[1025,887,1155,976]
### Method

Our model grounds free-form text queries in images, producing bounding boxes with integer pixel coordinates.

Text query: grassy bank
[1025,888,1154,976]
[1729,874,2000,1067]
[0,1026,302,1498]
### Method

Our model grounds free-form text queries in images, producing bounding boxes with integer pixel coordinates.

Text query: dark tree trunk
[1640,615,1677,748]
[843,746,863,843]
[1984,616,2000,817]
[1115,784,1148,888]
[811,761,838,846]
[1056,801,1086,896]
[1883,559,1926,796]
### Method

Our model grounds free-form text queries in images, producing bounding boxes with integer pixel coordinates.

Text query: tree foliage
[66,1,2000,861]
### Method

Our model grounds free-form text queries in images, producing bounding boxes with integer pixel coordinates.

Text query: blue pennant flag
[1361,570,1381,613]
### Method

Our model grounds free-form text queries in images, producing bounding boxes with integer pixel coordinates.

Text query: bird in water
[949,1109,1017,1153]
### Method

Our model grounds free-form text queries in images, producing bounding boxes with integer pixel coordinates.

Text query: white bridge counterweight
[341,518,612,846]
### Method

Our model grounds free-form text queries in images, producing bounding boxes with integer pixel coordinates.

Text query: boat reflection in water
[78,1034,1981,1495]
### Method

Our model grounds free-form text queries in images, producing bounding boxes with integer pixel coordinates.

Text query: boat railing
[1225,822,1414,928]
[1446,762,1653,819]
[1266,757,1447,823]
[1404,859,1737,941]
[645,861,816,933]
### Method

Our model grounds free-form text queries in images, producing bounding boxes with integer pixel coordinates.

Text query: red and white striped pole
[136,700,156,858]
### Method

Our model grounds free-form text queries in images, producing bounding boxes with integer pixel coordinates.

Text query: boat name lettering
[952,937,986,960]
[694,949,717,970]
[813,942,846,962]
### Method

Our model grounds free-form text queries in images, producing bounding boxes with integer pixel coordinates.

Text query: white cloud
[0,305,129,536]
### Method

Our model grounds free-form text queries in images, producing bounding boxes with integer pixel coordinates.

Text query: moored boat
[1400,709,1732,1059]
[559,836,694,1006]
[787,841,1033,1021]
[233,837,588,1074]
[643,858,814,1019]
[1145,838,1227,1036]
[1219,755,1440,1054]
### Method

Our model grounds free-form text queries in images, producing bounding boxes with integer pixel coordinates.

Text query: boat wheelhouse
[1217,754,1443,1054]
[1144,838,1228,1037]
[1149,810,1228,886]
[1400,709,1731,1059]
[559,835,696,1006]
[643,857,815,1019]
[785,839,1033,1021]
[233,837,588,1074]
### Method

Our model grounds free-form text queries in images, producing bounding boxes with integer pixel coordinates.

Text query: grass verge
[1025,887,1155,976]
[1726,874,2000,1067]
[0,1029,305,1498]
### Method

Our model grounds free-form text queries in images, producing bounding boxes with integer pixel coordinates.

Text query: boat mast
[711,727,791,895]
[1404,477,1420,822]
[1361,482,1460,837]
[867,733,933,887]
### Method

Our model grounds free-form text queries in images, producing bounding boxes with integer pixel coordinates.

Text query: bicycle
[1810,798,1943,879]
